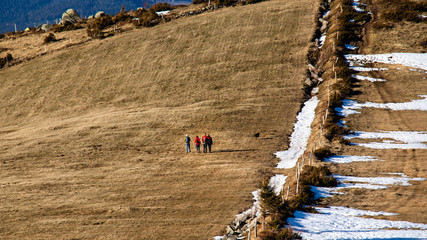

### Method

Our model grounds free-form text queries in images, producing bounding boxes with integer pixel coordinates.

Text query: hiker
[202,133,208,153]
[185,134,191,153]
[194,136,201,153]
[206,134,213,153]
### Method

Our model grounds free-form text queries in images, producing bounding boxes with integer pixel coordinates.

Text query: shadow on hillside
[215,149,256,153]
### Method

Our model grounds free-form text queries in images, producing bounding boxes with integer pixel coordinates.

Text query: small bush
[289,185,312,210]
[300,166,338,187]
[247,0,263,4]
[43,33,57,44]
[112,11,131,23]
[0,53,13,68]
[259,178,283,218]
[150,2,172,12]
[53,22,84,33]
[192,0,208,4]
[259,227,302,240]
[215,0,238,6]
[87,15,113,39]
[133,11,159,27]
[314,147,333,160]
[324,120,349,141]
[259,179,293,230]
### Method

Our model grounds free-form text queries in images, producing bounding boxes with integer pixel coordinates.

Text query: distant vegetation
[193,0,264,6]
[0,0,189,33]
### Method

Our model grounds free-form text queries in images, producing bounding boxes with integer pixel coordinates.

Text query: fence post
[302,155,305,170]
[248,227,251,240]
[310,151,312,166]
[320,123,323,135]
[262,217,265,230]
[255,219,257,237]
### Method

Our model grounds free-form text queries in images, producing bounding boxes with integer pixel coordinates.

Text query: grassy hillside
[0,0,317,239]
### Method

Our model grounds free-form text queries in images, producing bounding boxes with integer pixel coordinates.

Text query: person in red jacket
[202,133,208,153]
[194,136,201,153]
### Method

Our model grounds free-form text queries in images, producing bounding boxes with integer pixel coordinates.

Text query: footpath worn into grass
[0,0,318,239]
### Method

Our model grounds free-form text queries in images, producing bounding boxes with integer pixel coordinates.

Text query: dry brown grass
[315,0,427,225]
[0,0,318,239]
[362,0,427,54]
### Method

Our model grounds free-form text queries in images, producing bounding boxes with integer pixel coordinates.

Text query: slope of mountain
[0,0,317,238]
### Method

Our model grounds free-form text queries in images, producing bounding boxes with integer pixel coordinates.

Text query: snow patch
[335,96,427,117]
[345,53,427,71]
[345,44,358,50]
[352,0,365,12]
[156,10,170,16]
[335,174,426,187]
[319,35,326,48]
[352,74,386,82]
[324,155,382,163]
[287,207,427,240]
[269,174,287,195]
[275,96,319,169]
[350,66,389,72]
[344,131,427,149]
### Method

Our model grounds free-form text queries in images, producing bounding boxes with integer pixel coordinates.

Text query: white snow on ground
[287,207,427,240]
[344,131,427,149]
[345,44,358,50]
[269,174,287,195]
[324,155,382,163]
[345,53,427,71]
[352,0,365,12]
[334,174,426,187]
[335,95,427,117]
[275,95,319,169]
[310,172,425,206]
[335,99,361,116]
[350,66,388,72]
[319,35,326,48]
[155,10,170,16]
[351,74,386,82]
[315,206,397,217]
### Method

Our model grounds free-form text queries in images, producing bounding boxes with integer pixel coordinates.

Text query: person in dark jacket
[202,133,208,153]
[185,134,191,153]
[206,134,213,153]
[194,136,201,153]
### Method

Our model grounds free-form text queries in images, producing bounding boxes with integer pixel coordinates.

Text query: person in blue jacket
[185,134,191,153]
